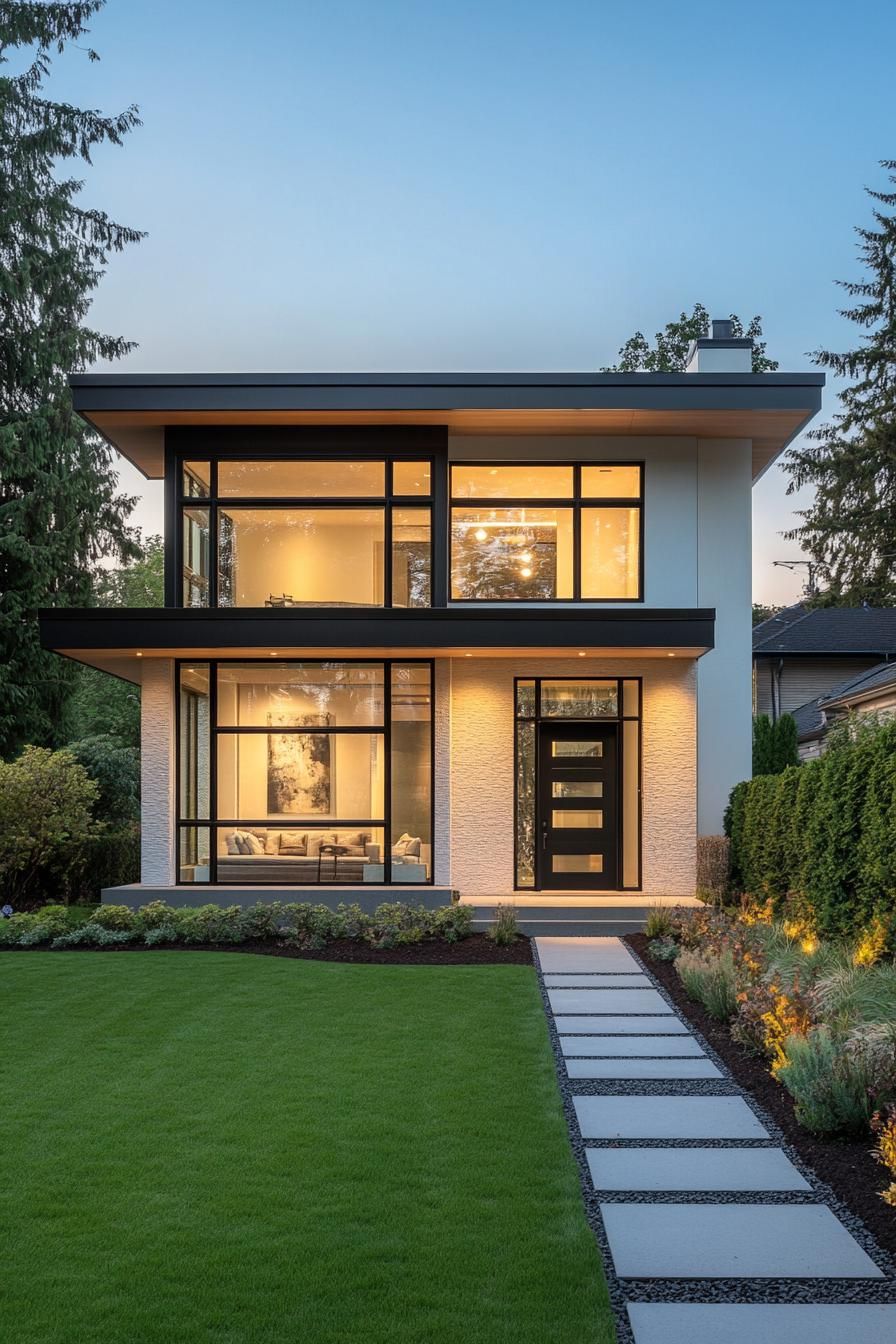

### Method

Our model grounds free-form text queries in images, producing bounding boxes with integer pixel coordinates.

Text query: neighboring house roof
[753,604,896,656]
[788,659,896,743]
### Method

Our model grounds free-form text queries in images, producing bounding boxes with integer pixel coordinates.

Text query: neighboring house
[791,660,896,760]
[753,604,896,721]
[40,322,822,904]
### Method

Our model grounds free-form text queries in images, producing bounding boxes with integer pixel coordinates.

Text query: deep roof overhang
[39,605,715,683]
[69,371,824,481]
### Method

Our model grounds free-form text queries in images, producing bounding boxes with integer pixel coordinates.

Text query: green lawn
[2,953,614,1344]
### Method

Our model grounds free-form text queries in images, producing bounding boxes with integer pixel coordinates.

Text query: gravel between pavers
[531,939,896,1344]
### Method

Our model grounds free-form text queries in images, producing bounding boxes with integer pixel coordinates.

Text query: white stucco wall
[445,655,696,897]
[696,439,753,834]
[140,658,176,884]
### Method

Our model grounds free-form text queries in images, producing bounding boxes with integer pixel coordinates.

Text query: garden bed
[627,930,896,1259]
[9,932,532,965]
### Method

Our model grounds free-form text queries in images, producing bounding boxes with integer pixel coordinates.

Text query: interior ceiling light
[474,527,487,542]
[520,567,533,578]
[519,551,532,563]
[578,651,587,657]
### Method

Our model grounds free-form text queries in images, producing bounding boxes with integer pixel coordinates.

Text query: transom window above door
[449,464,642,602]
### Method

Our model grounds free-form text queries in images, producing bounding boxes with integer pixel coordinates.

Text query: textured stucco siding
[140,658,176,884]
[447,656,696,897]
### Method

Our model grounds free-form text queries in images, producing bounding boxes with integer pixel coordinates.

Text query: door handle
[541,820,548,850]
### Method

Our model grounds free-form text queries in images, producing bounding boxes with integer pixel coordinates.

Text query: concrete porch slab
[587,1146,811,1192]
[627,1303,896,1343]
[559,1035,705,1056]
[574,1095,769,1140]
[566,1057,721,1079]
[102,884,454,911]
[601,1203,883,1279]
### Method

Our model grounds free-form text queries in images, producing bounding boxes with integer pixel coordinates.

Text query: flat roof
[70,370,825,480]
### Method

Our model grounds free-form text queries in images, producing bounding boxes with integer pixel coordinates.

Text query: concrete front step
[469,899,696,936]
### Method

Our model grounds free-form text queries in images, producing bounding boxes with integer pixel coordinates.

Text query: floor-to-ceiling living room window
[176,660,433,885]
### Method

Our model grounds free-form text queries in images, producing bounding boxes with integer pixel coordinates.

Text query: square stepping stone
[627,1303,896,1343]
[588,1146,811,1191]
[566,1057,721,1079]
[535,936,640,973]
[544,974,651,987]
[601,1203,883,1279]
[555,1015,689,1034]
[574,1095,769,1140]
[548,988,671,1015]
[559,1035,705,1057]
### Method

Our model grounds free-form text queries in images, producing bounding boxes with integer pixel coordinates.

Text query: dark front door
[537,723,618,890]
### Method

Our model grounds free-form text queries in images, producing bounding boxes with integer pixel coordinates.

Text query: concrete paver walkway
[535,935,896,1344]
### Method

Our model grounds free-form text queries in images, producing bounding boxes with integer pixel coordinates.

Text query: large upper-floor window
[177,455,433,608]
[450,463,642,601]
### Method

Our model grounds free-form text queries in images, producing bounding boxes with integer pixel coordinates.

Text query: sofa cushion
[335,831,370,849]
[243,832,265,855]
[306,832,337,858]
[264,832,282,855]
[225,831,242,855]
[278,833,308,855]
[393,834,421,858]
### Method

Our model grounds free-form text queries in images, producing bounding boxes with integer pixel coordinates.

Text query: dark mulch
[11,933,533,967]
[627,932,896,1260]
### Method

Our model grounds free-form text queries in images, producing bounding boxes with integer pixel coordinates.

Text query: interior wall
[227,514,382,606]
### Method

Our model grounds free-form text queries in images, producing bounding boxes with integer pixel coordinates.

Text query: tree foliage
[67,733,139,824]
[786,161,896,606]
[605,302,778,372]
[752,713,799,775]
[64,533,164,748]
[0,1,143,757]
[0,744,99,903]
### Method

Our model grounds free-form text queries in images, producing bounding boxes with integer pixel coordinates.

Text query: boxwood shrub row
[0,899,475,951]
[725,719,896,939]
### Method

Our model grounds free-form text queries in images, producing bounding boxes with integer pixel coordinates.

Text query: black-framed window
[514,676,641,890]
[174,451,437,610]
[450,463,643,602]
[176,659,434,886]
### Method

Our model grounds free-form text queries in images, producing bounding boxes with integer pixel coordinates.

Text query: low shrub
[488,904,519,946]
[871,1105,896,1207]
[432,902,474,943]
[89,904,135,931]
[809,963,896,1031]
[777,1027,875,1136]
[643,904,674,939]
[676,948,737,1021]
[2,898,480,952]
[647,935,678,962]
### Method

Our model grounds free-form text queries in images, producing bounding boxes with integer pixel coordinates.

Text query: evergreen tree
[786,161,896,605]
[64,533,163,748]
[0,2,143,757]
[752,714,775,775]
[605,302,778,372]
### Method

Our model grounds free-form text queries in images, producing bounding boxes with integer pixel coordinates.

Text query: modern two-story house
[39,323,822,907]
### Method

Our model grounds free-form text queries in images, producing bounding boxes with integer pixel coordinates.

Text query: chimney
[685,316,754,373]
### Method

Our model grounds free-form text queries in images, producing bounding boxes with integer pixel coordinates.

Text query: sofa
[215,828,427,883]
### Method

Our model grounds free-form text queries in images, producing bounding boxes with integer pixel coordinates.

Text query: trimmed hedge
[725,719,896,939]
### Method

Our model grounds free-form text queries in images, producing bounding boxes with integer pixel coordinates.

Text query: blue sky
[43,0,896,602]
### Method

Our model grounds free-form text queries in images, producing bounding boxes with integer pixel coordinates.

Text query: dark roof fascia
[753,649,896,660]
[69,371,824,416]
[39,605,715,653]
